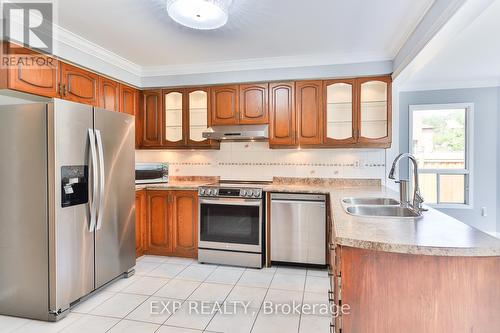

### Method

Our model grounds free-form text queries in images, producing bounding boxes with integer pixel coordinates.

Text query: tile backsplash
[135,142,387,182]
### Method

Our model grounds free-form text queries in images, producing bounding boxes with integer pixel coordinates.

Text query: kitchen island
[263,178,500,333]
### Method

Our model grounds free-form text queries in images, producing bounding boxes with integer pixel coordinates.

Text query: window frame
[408,103,474,209]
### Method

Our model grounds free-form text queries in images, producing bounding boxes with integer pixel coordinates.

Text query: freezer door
[48,99,95,313]
[94,108,135,288]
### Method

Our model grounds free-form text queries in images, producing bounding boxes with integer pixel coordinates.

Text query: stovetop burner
[199,180,269,198]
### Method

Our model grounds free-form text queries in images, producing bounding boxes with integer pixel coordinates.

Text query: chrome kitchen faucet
[388,153,427,215]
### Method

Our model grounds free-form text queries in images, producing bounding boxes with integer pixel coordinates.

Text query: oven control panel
[198,187,263,199]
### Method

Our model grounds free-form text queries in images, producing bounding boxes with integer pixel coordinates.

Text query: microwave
[135,163,169,184]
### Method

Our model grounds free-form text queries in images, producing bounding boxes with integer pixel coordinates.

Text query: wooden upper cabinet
[120,84,139,116]
[163,89,186,147]
[239,83,269,124]
[146,191,172,254]
[269,82,296,147]
[120,84,141,147]
[323,79,357,146]
[356,76,392,146]
[296,80,323,145]
[141,90,163,147]
[59,63,98,105]
[211,85,239,125]
[186,87,216,148]
[136,87,218,150]
[98,76,119,112]
[171,191,198,258]
[5,54,59,97]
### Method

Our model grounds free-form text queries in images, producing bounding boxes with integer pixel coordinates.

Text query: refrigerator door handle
[95,129,106,231]
[88,129,98,232]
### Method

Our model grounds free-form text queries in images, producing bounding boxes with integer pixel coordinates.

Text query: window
[409,103,473,208]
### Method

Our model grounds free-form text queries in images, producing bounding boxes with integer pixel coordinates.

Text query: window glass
[412,109,466,169]
[439,174,466,204]
[419,173,437,204]
[189,90,208,142]
[410,105,471,207]
[360,81,388,139]
[326,83,353,140]
[165,92,183,142]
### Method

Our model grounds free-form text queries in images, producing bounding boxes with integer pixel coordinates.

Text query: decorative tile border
[169,162,212,166]
[273,177,381,187]
[217,162,385,167]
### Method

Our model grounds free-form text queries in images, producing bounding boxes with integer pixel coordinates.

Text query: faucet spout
[389,153,425,214]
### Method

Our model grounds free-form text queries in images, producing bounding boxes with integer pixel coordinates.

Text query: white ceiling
[56,0,433,71]
[400,0,500,90]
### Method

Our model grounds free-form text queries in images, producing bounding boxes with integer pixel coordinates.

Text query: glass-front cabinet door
[357,76,391,145]
[164,89,185,146]
[324,79,356,145]
[186,88,212,146]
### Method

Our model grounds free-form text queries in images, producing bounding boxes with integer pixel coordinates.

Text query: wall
[399,87,499,233]
[136,142,387,183]
[498,87,500,233]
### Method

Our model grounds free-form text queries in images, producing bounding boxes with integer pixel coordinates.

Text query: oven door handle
[199,198,262,206]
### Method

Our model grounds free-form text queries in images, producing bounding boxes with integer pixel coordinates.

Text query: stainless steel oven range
[198,182,267,268]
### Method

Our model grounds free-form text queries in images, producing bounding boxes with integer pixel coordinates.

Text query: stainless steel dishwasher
[270,193,326,265]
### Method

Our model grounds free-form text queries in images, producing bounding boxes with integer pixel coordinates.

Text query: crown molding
[141,52,392,77]
[53,25,142,76]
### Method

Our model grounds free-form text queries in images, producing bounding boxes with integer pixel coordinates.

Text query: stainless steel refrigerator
[0,98,136,321]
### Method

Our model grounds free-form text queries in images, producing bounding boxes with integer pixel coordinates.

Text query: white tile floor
[1,255,331,333]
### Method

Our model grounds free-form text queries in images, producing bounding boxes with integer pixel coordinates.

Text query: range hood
[202,125,269,141]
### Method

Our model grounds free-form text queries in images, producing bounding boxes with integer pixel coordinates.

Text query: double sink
[342,197,423,218]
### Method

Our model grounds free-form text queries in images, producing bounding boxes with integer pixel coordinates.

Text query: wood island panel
[339,246,500,333]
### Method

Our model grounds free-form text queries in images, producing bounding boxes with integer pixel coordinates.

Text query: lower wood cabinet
[171,191,198,257]
[146,190,173,255]
[144,190,198,258]
[329,245,500,332]
[135,190,146,257]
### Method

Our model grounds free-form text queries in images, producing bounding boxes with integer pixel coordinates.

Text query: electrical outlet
[481,207,487,217]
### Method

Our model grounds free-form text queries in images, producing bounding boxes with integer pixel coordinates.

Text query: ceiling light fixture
[166,0,232,30]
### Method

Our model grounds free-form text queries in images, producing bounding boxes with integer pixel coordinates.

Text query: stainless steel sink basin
[342,197,400,206]
[346,205,422,218]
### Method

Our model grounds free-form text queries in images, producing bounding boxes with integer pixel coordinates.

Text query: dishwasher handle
[271,199,325,206]
[270,193,326,202]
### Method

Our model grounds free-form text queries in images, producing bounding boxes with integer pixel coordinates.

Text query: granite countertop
[135,177,500,256]
[135,181,214,191]
[263,183,500,257]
